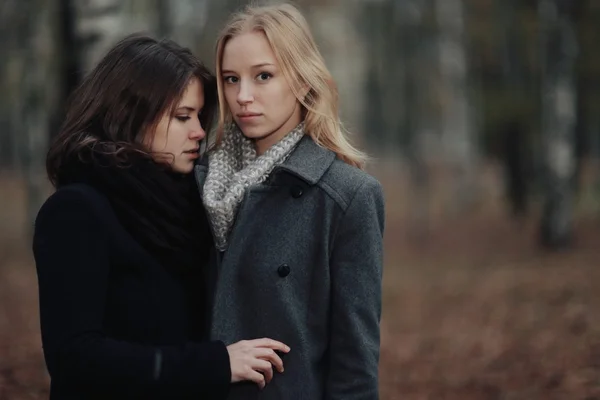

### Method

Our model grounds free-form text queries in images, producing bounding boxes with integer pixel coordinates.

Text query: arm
[326,177,385,399]
[32,186,231,398]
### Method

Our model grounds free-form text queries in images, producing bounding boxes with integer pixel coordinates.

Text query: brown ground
[1,160,600,399]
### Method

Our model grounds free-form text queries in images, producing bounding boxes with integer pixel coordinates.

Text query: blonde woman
[196,4,385,398]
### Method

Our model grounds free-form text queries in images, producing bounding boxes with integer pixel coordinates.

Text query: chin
[238,126,269,140]
[172,163,194,174]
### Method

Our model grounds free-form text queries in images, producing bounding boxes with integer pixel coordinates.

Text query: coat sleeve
[325,176,385,400]
[32,186,231,398]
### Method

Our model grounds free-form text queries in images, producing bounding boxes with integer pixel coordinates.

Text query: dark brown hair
[47,33,216,187]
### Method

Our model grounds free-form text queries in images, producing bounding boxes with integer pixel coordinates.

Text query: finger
[255,348,284,373]
[252,359,274,383]
[247,369,266,389]
[263,362,274,384]
[252,338,290,352]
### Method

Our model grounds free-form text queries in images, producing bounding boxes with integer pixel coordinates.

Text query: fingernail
[286,345,291,351]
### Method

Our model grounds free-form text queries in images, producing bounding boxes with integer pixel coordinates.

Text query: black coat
[32,183,231,400]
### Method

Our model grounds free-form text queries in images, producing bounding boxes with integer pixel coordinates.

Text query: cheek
[273,85,297,114]
[275,82,297,107]
[149,132,168,151]
[149,119,171,151]
[224,87,237,108]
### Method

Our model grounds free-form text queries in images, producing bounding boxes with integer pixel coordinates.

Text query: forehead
[178,78,204,106]
[222,31,277,70]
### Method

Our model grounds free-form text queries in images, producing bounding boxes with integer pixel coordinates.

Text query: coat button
[277,264,291,278]
[290,186,303,198]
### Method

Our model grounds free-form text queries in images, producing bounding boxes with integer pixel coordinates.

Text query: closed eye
[175,116,190,122]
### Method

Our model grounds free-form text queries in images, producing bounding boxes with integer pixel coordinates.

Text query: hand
[227,338,291,389]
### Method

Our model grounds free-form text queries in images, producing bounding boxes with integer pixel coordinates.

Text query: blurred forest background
[1,0,600,398]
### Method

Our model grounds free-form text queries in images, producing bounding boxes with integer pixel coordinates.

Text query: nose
[189,119,206,140]
[237,80,254,105]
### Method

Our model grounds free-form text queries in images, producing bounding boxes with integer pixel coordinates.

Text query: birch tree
[71,0,161,73]
[435,0,478,211]
[538,0,578,248]
[157,0,210,48]
[9,0,62,233]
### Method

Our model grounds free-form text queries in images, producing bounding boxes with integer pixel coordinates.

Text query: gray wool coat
[195,135,385,400]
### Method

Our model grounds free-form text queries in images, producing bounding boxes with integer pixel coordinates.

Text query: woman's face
[148,78,206,173]
[221,31,302,155]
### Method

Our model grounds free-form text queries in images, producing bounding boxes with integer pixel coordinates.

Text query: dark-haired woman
[32,34,289,400]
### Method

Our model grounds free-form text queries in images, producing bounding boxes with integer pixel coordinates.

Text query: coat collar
[273,135,336,185]
[194,134,336,192]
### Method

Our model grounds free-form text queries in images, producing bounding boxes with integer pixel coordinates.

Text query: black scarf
[57,148,212,275]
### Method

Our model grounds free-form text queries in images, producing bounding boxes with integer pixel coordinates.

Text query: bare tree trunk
[398,0,435,240]
[194,0,247,70]
[72,0,127,73]
[307,1,368,141]
[0,1,18,169]
[571,1,587,194]
[161,0,210,48]
[498,0,532,219]
[358,0,389,152]
[0,1,17,168]
[20,1,61,234]
[0,0,58,231]
[72,0,164,74]
[539,0,578,249]
[1,0,32,172]
[435,0,478,212]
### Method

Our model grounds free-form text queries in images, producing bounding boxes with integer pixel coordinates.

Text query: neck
[254,136,281,156]
[254,119,303,156]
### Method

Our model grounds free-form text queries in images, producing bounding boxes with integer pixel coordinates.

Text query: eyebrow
[221,63,275,74]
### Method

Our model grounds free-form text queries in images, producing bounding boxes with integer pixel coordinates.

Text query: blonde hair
[214,3,366,169]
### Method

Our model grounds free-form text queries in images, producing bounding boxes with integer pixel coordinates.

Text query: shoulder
[317,158,384,212]
[35,183,113,228]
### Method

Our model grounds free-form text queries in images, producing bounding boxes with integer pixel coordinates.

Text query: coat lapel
[273,135,336,185]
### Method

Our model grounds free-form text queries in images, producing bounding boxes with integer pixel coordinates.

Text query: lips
[183,149,199,157]
[237,113,262,125]
[237,112,261,118]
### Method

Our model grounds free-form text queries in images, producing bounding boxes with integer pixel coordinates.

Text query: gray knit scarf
[203,122,305,250]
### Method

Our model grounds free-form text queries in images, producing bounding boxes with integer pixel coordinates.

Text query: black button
[277,264,291,278]
[290,186,303,198]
